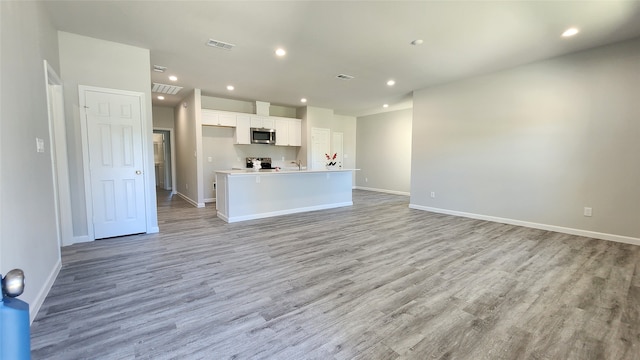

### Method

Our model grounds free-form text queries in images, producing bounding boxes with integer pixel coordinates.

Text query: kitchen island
[215,168,356,223]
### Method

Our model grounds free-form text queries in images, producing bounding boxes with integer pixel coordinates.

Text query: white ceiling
[42,1,640,116]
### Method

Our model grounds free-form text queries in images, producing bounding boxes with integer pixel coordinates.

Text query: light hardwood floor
[31,189,640,359]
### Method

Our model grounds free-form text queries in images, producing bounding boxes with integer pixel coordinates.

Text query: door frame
[153,127,176,194]
[44,60,72,248]
[79,85,154,240]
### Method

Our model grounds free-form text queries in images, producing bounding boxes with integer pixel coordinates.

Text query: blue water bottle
[1,269,30,360]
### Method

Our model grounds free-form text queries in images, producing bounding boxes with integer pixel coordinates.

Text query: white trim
[44,60,73,247]
[219,201,353,223]
[29,259,61,324]
[78,85,153,240]
[409,204,640,246]
[177,192,205,208]
[204,198,215,203]
[355,186,410,196]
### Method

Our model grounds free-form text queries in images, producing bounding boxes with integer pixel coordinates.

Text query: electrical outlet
[207,156,212,162]
[365,177,368,183]
[584,207,592,217]
[185,183,188,190]
[430,192,436,198]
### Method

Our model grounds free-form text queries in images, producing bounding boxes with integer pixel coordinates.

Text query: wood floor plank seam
[30,189,640,359]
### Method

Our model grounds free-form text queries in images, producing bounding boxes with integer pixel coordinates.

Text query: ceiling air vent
[152,83,183,95]
[153,65,167,73]
[206,39,235,50]
[336,73,355,80]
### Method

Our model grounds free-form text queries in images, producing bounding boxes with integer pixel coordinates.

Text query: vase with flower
[325,153,337,169]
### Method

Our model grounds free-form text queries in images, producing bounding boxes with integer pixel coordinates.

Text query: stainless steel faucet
[291,160,301,170]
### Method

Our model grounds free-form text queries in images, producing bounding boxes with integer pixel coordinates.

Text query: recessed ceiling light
[227,85,235,91]
[411,39,424,46]
[168,75,178,81]
[275,48,286,57]
[387,80,395,86]
[383,104,389,108]
[157,95,165,100]
[300,98,307,103]
[562,27,579,37]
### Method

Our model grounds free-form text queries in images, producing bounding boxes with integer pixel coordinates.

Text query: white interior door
[311,127,331,169]
[332,132,344,167]
[83,89,147,239]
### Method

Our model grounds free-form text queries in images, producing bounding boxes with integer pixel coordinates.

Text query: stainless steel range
[246,157,275,169]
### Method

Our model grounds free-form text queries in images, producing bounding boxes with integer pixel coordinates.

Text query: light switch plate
[36,138,45,153]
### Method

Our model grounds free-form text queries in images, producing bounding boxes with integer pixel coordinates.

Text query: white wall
[299,106,357,172]
[0,0,62,319]
[201,95,298,118]
[174,90,202,206]
[411,38,640,242]
[58,31,158,240]
[201,126,300,200]
[152,105,175,129]
[356,109,412,194]
[201,95,254,114]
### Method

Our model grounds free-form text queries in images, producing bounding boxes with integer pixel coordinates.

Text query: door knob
[136,170,142,175]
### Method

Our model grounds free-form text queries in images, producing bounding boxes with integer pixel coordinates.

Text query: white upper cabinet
[250,116,274,129]
[202,108,300,146]
[202,109,237,127]
[274,117,301,146]
[235,115,251,144]
[275,118,289,146]
[288,119,302,146]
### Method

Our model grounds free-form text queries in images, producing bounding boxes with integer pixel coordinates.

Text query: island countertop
[216,168,358,175]
[215,168,357,223]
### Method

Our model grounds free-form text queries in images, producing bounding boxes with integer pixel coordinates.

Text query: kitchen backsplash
[202,126,300,199]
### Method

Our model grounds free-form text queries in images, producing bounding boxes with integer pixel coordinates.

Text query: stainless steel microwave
[251,127,276,145]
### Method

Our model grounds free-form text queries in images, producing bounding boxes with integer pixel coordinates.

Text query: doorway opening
[153,129,174,192]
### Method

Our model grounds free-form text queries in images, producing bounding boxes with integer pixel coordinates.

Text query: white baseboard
[30,258,61,323]
[409,204,640,246]
[147,226,160,234]
[204,197,215,203]
[67,235,92,245]
[355,186,410,196]
[177,192,205,208]
[220,202,353,223]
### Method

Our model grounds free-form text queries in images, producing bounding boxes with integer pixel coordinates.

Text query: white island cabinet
[215,169,356,223]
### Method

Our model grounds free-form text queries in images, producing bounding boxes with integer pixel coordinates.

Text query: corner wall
[411,38,640,242]
[58,31,158,240]
[300,106,357,173]
[174,90,203,207]
[0,0,62,319]
[356,109,412,194]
